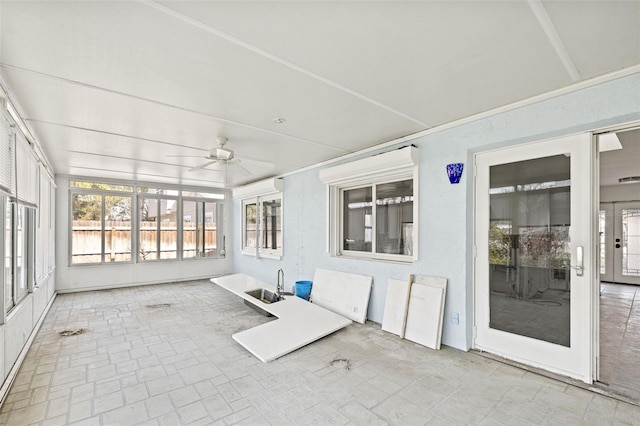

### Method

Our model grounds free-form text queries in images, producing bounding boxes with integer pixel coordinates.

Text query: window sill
[241,249,282,260]
[336,252,414,264]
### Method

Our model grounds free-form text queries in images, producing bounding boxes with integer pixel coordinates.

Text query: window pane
[599,210,606,275]
[182,191,224,199]
[343,187,372,252]
[203,202,217,257]
[4,201,13,312]
[488,155,571,347]
[245,203,257,249]
[159,199,178,260]
[262,199,281,250]
[15,206,28,303]
[70,180,132,192]
[375,180,413,255]
[137,187,179,196]
[138,198,158,260]
[105,195,132,262]
[183,200,197,259]
[622,208,640,277]
[71,193,102,264]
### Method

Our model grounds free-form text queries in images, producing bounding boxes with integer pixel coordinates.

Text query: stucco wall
[232,73,640,351]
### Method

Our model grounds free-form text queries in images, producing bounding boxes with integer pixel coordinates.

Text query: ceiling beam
[527,0,581,82]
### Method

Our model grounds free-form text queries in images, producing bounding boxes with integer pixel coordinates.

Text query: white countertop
[211,273,352,362]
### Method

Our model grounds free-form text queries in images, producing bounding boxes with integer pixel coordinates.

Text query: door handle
[575,245,584,276]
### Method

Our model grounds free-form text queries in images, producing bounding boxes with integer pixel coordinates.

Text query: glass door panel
[488,155,571,346]
[475,133,595,383]
[611,203,640,285]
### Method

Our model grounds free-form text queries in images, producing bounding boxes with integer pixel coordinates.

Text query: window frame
[181,197,224,259]
[234,178,284,260]
[69,188,134,266]
[321,146,418,263]
[241,193,283,259]
[4,199,36,314]
[137,194,179,262]
[69,179,226,266]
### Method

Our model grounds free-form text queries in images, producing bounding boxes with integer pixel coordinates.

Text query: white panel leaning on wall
[382,275,447,350]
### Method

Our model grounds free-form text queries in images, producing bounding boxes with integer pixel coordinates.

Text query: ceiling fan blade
[232,163,251,175]
[237,157,274,169]
[188,160,219,172]
[166,155,209,158]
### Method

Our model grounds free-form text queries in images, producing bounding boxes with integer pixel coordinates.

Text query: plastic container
[295,280,313,301]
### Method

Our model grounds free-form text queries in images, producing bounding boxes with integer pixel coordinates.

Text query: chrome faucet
[277,269,285,299]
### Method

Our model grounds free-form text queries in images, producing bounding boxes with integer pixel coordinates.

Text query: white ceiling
[0,1,639,188]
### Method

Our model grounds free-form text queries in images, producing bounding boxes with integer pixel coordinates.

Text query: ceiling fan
[170,137,250,174]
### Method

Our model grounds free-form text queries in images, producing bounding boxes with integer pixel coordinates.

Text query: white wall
[55,177,233,293]
[232,72,640,351]
[601,184,640,203]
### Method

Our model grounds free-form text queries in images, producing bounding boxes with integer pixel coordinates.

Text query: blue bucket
[295,280,313,301]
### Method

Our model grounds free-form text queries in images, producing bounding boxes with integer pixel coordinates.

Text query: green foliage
[489,221,511,266]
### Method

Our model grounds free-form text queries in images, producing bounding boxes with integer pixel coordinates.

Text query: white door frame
[473,132,598,383]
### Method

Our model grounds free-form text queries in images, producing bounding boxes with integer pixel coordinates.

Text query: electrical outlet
[451,313,459,325]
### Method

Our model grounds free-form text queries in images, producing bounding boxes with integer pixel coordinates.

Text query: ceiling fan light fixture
[618,176,640,184]
[214,147,234,161]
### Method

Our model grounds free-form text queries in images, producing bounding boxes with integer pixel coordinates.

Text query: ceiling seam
[58,148,227,174]
[27,119,299,168]
[141,0,432,129]
[64,166,227,186]
[527,0,581,82]
[0,63,347,154]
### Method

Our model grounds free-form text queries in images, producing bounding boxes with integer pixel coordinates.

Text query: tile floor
[1,279,639,425]
[598,282,640,402]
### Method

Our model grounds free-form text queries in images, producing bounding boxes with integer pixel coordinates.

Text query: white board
[311,269,372,324]
[381,278,411,337]
[404,275,447,350]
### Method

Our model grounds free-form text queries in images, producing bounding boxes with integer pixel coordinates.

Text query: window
[234,178,284,259]
[182,199,221,259]
[241,195,283,258]
[138,196,178,261]
[320,146,418,262]
[70,180,226,265]
[341,180,414,257]
[3,198,35,313]
[71,190,133,264]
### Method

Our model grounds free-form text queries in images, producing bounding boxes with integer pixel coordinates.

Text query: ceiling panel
[543,0,640,79]
[1,1,639,189]
[0,1,422,150]
[161,1,571,125]
[600,129,640,187]
[1,69,347,174]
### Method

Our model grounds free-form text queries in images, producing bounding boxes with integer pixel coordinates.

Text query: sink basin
[245,288,283,303]
[244,288,283,317]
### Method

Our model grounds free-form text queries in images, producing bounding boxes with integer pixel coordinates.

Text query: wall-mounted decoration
[446,163,464,184]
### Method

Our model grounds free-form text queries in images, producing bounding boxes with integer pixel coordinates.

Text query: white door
[474,133,596,383]
[600,202,640,285]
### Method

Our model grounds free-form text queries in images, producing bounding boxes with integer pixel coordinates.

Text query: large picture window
[69,181,225,265]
